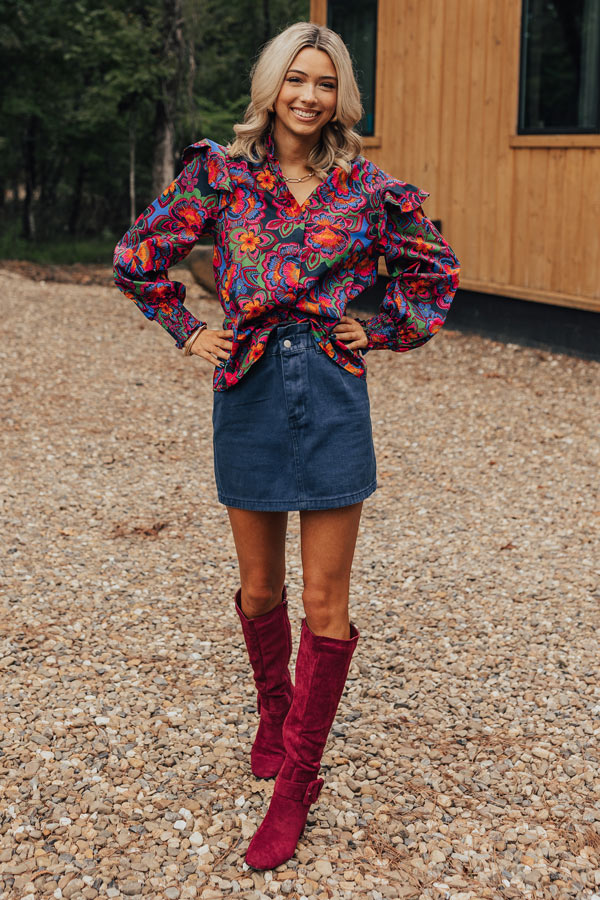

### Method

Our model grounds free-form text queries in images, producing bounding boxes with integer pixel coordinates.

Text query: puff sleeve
[356,179,460,352]
[113,139,231,348]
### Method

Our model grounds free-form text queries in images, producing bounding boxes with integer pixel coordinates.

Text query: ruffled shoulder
[380,175,429,214]
[181,138,232,192]
[356,157,429,214]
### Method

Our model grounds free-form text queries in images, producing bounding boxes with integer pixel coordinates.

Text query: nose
[299,82,317,104]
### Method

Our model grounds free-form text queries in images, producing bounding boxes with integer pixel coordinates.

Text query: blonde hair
[227,22,363,177]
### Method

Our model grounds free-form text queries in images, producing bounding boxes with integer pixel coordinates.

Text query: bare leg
[226,508,288,618]
[299,501,364,639]
[244,501,363,869]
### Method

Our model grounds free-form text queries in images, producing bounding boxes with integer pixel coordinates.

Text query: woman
[114,22,460,870]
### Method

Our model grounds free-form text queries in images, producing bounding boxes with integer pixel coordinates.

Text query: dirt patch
[0,259,114,287]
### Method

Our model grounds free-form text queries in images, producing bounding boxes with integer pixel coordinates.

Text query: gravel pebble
[1,267,599,899]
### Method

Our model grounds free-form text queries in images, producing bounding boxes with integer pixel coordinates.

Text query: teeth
[292,109,318,119]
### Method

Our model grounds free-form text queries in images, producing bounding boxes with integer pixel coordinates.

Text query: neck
[272,122,321,172]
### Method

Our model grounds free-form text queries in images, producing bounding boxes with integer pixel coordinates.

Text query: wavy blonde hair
[227,22,363,177]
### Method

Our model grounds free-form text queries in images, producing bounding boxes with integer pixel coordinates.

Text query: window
[327,0,378,136]
[519,0,600,133]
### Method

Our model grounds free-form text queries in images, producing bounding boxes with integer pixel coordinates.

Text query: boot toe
[245,832,298,870]
[244,795,308,870]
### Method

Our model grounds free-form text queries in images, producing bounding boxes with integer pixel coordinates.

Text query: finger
[219,329,234,337]
[194,347,219,364]
[203,345,227,360]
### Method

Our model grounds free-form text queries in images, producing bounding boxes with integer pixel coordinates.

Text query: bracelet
[183,324,207,356]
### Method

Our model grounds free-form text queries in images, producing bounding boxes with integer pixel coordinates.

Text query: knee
[302,580,349,632]
[240,577,285,618]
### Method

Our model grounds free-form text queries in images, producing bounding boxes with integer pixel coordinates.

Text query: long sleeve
[357,180,460,352]
[113,139,230,348]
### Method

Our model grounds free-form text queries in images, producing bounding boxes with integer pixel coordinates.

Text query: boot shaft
[280,618,359,782]
[235,587,293,712]
[235,586,295,779]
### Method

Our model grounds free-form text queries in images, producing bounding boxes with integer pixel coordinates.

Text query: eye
[287,76,302,83]
[321,82,336,90]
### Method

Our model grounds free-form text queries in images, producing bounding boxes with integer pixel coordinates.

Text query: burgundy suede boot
[245,617,359,870]
[235,586,294,778]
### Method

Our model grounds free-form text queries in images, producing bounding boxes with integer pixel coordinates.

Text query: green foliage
[0,0,310,256]
[0,226,119,265]
[195,96,250,146]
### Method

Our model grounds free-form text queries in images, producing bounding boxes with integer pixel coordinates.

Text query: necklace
[281,171,316,183]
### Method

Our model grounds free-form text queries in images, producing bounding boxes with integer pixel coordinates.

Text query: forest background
[1,0,309,262]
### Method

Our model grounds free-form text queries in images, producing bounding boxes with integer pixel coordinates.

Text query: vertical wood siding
[311,0,600,312]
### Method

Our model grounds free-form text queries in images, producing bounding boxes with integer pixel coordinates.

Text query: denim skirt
[212,320,377,511]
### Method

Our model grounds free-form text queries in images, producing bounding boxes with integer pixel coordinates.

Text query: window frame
[326,0,380,144]
[517,0,600,138]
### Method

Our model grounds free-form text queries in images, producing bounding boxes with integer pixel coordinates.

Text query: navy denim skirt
[212,320,377,511]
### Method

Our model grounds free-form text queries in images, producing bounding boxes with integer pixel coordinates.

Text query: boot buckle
[303,778,324,805]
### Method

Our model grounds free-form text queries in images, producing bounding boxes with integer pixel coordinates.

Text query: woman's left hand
[332,315,368,350]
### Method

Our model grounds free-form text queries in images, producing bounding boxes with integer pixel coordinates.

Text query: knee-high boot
[235,586,294,778]
[245,616,359,869]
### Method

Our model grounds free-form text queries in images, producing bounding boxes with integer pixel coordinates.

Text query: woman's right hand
[190,328,234,367]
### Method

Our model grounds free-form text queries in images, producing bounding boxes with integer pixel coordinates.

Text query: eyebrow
[287,68,338,81]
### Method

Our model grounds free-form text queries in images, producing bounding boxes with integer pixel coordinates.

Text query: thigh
[299,501,363,592]
[227,507,288,586]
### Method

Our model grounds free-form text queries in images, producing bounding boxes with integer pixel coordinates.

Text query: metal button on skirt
[212,320,377,511]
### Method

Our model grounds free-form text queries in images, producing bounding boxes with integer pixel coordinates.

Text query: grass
[0,233,118,266]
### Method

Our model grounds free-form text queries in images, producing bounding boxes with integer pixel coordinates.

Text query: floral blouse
[113,132,460,391]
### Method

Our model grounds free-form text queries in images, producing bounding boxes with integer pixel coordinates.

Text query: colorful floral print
[113,132,460,391]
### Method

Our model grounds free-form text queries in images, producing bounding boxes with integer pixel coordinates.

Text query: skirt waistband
[264,320,315,357]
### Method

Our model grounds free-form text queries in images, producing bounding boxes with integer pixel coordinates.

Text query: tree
[0,0,309,245]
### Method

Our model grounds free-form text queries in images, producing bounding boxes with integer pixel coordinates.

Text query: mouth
[290,108,320,121]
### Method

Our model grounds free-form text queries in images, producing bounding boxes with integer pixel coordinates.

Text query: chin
[290,124,321,136]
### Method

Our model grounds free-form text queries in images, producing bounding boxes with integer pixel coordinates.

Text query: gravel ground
[1,266,599,900]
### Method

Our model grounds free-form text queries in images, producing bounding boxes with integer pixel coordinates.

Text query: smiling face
[273,46,338,141]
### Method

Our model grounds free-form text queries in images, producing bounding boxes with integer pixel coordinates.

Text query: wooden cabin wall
[311,0,600,313]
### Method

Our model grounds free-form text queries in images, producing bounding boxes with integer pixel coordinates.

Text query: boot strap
[275,776,324,806]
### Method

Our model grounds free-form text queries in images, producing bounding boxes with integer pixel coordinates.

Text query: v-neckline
[264,132,339,214]
[283,175,323,210]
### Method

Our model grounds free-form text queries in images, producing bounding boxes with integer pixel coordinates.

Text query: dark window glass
[519,0,600,133]
[327,0,378,136]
